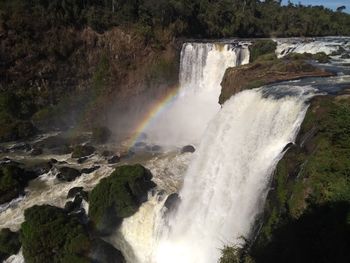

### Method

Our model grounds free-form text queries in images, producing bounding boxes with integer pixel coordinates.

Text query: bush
[249,40,277,62]
[20,205,91,263]
[89,164,156,232]
[0,229,21,261]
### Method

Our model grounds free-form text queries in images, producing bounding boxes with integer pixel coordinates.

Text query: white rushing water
[144,42,250,147]
[276,37,349,58]
[154,86,313,263]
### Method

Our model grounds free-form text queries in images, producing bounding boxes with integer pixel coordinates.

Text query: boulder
[81,166,100,174]
[30,147,43,156]
[34,135,72,155]
[57,167,81,182]
[90,238,125,263]
[181,145,196,154]
[89,164,156,233]
[10,142,31,152]
[72,145,95,158]
[164,193,180,211]
[67,187,89,201]
[77,157,88,164]
[108,155,120,164]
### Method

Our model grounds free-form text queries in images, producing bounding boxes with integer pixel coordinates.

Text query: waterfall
[155,86,313,263]
[145,42,250,147]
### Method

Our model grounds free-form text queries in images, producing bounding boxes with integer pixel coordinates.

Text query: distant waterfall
[144,42,250,147]
[155,86,313,263]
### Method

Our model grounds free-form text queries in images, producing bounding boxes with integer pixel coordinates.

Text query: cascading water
[144,42,250,147]
[155,86,314,263]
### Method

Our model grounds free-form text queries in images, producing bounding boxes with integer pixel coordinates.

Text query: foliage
[0,1,349,38]
[0,164,27,204]
[0,229,21,261]
[89,164,156,231]
[249,40,277,62]
[20,205,91,263]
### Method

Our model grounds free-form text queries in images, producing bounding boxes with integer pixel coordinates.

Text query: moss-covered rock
[249,40,277,63]
[57,167,81,182]
[72,145,96,158]
[0,229,21,262]
[20,205,91,263]
[89,164,156,232]
[0,163,37,205]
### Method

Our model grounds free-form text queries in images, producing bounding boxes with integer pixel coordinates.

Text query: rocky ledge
[219,51,334,104]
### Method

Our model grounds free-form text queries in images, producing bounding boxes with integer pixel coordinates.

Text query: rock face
[89,164,156,233]
[250,95,350,262]
[219,55,334,104]
[90,238,126,263]
[57,167,81,182]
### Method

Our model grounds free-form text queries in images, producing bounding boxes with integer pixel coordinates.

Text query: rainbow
[126,84,181,149]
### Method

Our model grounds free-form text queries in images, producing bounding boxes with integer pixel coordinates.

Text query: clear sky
[281,0,350,13]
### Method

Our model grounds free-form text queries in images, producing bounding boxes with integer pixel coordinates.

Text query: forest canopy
[0,0,349,38]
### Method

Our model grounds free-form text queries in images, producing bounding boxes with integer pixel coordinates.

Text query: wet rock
[151,145,162,152]
[10,142,31,152]
[135,142,147,148]
[81,166,100,174]
[77,157,88,164]
[164,193,180,211]
[71,145,95,158]
[108,155,120,164]
[181,145,196,153]
[67,187,89,201]
[64,196,83,213]
[34,135,72,155]
[101,150,114,157]
[30,147,43,156]
[0,146,9,153]
[91,238,126,263]
[57,167,81,182]
[28,161,52,176]
[0,228,21,262]
[49,158,58,164]
[283,142,295,152]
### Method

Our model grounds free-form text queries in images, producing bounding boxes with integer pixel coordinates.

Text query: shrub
[249,40,277,62]
[20,205,91,263]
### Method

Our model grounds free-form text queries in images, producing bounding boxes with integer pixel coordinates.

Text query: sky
[281,0,350,13]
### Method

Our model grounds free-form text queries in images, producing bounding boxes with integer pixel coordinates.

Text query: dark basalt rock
[77,157,88,164]
[164,193,180,211]
[71,145,95,158]
[81,166,100,174]
[34,135,72,155]
[181,145,196,154]
[151,145,162,152]
[67,187,89,201]
[57,167,81,182]
[64,196,83,213]
[30,147,43,156]
[90,238,126,263]
[10,142,32,152]
[282,142,294,152]
[101,150,114,157]
[108,155,120,164]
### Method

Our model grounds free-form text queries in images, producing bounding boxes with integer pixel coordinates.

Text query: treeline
[0,0,350,37]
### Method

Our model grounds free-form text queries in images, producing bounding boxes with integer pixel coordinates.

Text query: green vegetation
[20,205,91,263]
[0,164,28,204]
[0,1,349,38]
[0,229,21,261]
[89,164,156,231]
[285,52,331,63]
[249,40,277,62]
